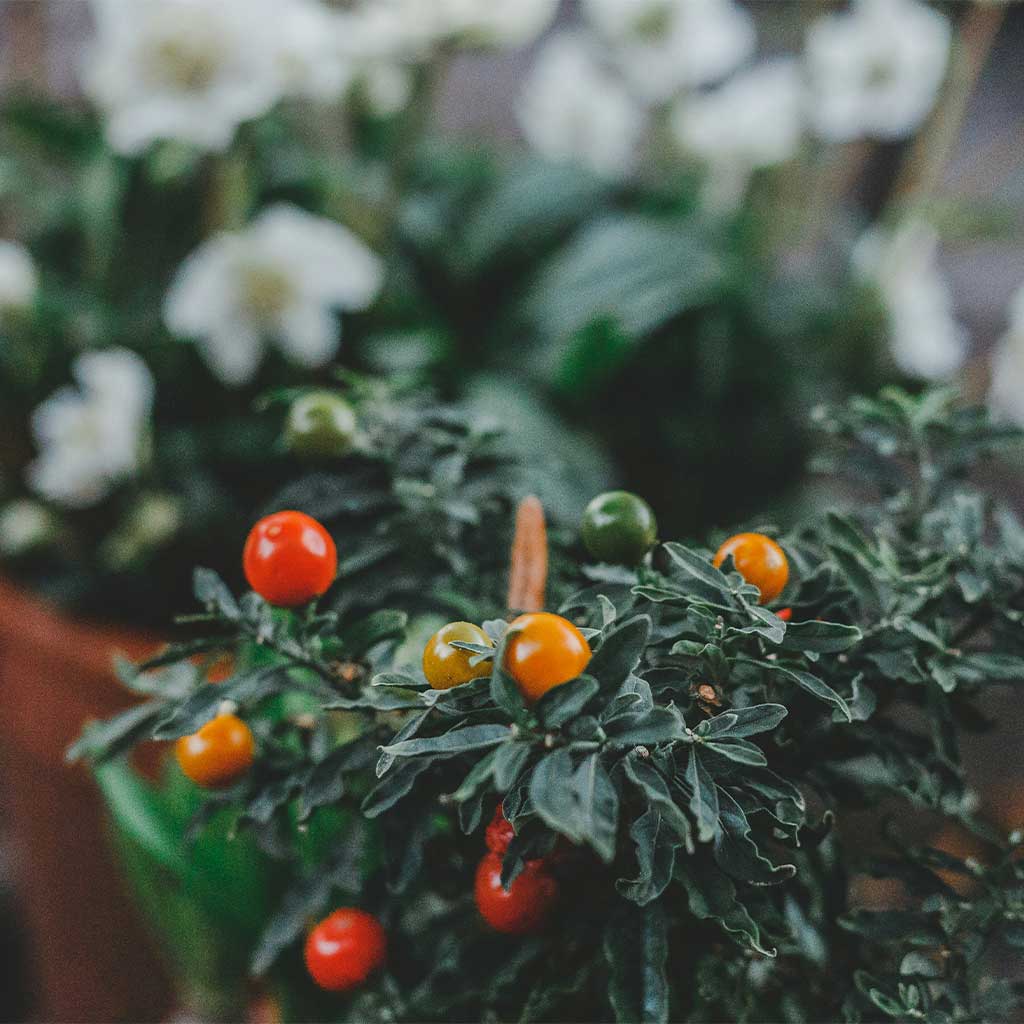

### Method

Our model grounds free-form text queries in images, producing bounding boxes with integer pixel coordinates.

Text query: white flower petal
[0,240,38,311]
[806,0,951,142]
[276,303,340,368]
[198,324,266,386]
[518,32,646,180]
[584,0,756,101]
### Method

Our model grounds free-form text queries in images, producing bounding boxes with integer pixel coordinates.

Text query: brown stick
[507,495,548,614]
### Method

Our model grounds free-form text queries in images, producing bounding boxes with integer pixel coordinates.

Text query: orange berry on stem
[713,532,789,605]
[504,612,591,703]
[422,621,493,690]
[175,712,254,789]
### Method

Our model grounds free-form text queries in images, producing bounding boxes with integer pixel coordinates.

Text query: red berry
[776,607,793,622]
[474,852,558,935]
[243,510,337,607]
[485,804,515,855]
[305,908,386,993]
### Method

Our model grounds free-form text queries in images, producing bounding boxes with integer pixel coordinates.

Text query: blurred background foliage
[7,0,1020,626]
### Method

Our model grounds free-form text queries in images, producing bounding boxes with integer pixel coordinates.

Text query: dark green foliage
[73,389,1024,1022]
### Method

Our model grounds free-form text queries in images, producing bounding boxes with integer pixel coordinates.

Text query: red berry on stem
[474,852,558,935]
[243,510,337,607]
[305,908,387,992]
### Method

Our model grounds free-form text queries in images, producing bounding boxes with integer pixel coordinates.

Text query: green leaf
[379,723,511,759]
[754,661,852,722]
[299,739,376,821]
[536,675,600,729]
[616,810,677,906]
[713,790,795,885]
[67,701,164,764]
[489,629,529,725]
[604,900,670,1024]
[703,738,768,767]
[151,668,287,740]
[622,757,693,847]
[588,615,652,691]
[661,543,734,597]
[528,213,722,345]
[529,749,619,862]
[338,610,409,657]
[778,620,862,654]
[193,567,240,620]
[696,704,787,739]
[678,858,775,956]
[603,707,685,747]
[362,759,432,817]
[685,748,720,843]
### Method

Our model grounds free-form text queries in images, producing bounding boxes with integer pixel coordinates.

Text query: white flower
[0,500,56,556]
[583,0,756,103]
[431,0,559,47]
[164,203,384,387]
[27,348,154,508]
[989,285,1024,425]
[854,220,966,381]
[518,33,647,180]
[83,0,285,155]
[277,0,354,102]
[670,59,803,208]
[0,241,38,313]
[805,0,951,142]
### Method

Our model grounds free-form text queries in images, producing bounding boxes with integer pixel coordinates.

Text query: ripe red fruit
[243,510,337,607]
[776,607,793,622]
[485,804,514,855]
[304,908,387,992]
[474,852,558,935]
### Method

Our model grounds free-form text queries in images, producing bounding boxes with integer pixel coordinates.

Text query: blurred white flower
[989,285,1024,425]
[0,500,57,556]
[805,0,951,142]
[854,220,966,381]
[518,33,647,180]
[164,203,384,386]
[83,0,285,154]
[583,0,756,103]
[670,60,803,208]
[0,241,38,313]
[277,0,354,102]
[334,3,428,116]
[28,349,154,508]
[432,0,559,47]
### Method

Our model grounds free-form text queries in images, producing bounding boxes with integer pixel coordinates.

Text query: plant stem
[888,2,1006,212]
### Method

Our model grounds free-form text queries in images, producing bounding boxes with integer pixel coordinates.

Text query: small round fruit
[286,392,358,459]
[243,510,337,607]
[505,612,591,703]
[175,713,255,789]
[712,532,789,605]
[305,908,387,992]
[581,490,658,565]
[422,621,493,690]
[485,803,514,855]
[475,853,558,935]
[776,607,792,623]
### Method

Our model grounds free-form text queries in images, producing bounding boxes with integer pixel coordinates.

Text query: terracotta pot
[0,578,174,1022]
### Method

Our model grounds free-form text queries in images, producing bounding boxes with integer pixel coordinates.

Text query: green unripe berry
[581,490,658,565]
[285,392,358,459]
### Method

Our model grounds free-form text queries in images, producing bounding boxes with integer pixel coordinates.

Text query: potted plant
[72,387,1024,1021]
